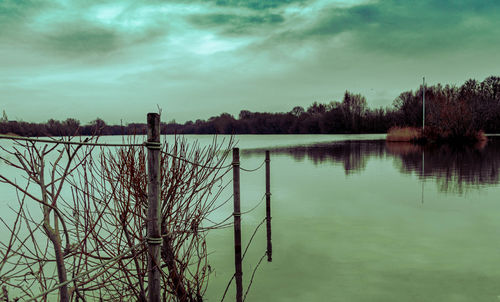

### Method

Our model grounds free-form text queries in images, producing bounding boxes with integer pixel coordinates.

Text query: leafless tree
[0,134,234,301]
[0,137,96,301]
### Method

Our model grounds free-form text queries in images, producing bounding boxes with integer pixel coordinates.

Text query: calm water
[2,134,500,301]
[205,135,500,302]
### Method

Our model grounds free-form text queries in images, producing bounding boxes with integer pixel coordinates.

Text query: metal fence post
[233,148,243,302]
[146,113,161,302]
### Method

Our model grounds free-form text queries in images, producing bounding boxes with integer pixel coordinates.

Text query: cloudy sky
[1,0,499,124]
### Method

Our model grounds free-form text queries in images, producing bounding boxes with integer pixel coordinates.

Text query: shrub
[386,126,421,142]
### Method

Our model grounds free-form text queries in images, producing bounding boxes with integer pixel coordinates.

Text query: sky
[1,0,500,124]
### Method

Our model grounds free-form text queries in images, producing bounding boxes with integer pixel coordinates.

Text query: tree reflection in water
[245,140,385,175]
[243,137,500,194]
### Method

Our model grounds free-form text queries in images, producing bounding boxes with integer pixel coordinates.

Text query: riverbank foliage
[1,76,498,137]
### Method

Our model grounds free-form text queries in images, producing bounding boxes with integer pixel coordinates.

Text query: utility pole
[423,77,426,130]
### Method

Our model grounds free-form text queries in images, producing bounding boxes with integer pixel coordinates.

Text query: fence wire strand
[161,150,233,170]
[242,218,266,261]
[0,134,144,147]
[243,252,267,302]
[0,134,262,172]
[220,274,235,302]
[240,194,266,216]
[240,160,265,172]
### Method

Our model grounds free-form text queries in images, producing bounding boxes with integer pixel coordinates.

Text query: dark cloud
[189,13,284,34]
[209,0,306,10]
[0,0,46,23]
[0,0,55,37]
[40,22,169,56]
[271,0,500,56]
[0,1,172,57]
[145,0,306,10]
[44,25,120,55]
[182,0,500,58]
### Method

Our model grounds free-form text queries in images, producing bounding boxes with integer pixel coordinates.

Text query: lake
[1,134,500,301]
[205,134,500,302]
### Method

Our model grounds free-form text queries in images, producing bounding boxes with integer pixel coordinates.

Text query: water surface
[206,135,500,302]
[2,134,500,301]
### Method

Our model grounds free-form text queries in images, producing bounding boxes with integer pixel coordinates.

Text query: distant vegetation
[389,76,498,143]
[1,76,499,137]
[386,127,421,142]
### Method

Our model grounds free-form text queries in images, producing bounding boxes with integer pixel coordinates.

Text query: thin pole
[232,148,243,302]
[421,149,425,204]
[423,77,426,130]
[147,113,162,302]
[265,151,272,262]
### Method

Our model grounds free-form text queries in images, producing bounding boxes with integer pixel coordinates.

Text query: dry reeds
[386,126,422,142]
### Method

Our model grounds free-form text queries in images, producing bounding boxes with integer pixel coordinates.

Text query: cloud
[4,0,500,58]
[201,0,307,10]
[0,1,173,57]
[1,0,499,124]
[43,25,120,55]
[180,0,500,59]
[0,0,55,39]
[0,0,47,24]
[188,13,285,35]
[288,0,500,55]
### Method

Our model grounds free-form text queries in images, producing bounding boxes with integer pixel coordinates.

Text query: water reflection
[243,140,385,175]
[390,141,500,193]
[243,138,500,193]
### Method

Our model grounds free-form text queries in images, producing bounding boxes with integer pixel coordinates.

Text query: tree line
[1,76,499,136]
[393,76,500,139]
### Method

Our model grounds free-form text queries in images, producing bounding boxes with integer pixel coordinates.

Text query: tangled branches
[0,135,234,301]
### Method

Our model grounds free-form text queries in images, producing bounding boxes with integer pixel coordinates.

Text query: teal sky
[1,0,500,124]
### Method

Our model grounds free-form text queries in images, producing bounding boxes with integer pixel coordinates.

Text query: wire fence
[0,133,272,302]
[0,134,266,171]
[0,134,144,147]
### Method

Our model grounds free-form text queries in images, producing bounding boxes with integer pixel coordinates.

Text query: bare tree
[69,135,234,301]
[0,137,96,301]
[0,134,234,301]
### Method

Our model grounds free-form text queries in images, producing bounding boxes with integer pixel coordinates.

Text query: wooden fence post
[232,148,243,302]
[265,151,272,262]
[146,113,162,302]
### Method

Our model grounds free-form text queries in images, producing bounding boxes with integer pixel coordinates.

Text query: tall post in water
[423,77,426,131]
[265,151,272,262]
[232,148,243,302]
[146,113,162,302]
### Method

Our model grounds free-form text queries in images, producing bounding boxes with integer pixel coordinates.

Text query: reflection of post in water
[421,149,425,204]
